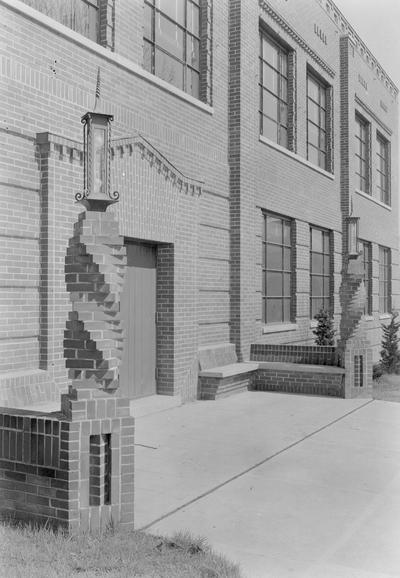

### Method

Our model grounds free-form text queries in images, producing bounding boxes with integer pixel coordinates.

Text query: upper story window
[262,213,293,324]
[376,133,390,205]
[361,241,372,316]
[307,73,331,171]
[355,114,370,193]
[144,0,201,99]
[21,0,100,42]
[379,246,391,314]
[310,227,331,318]
[259,32,291,149]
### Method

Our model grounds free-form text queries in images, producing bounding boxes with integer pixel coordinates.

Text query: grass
[0,522,243,578]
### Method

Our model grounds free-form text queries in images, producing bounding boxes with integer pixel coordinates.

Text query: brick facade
[0,0,398,407]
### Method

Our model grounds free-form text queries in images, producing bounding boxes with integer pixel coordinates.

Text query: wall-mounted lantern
[347,215,360,258]
[76,111,119,211]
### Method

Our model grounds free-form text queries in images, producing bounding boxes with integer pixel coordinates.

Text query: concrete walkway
[134,392,400,578]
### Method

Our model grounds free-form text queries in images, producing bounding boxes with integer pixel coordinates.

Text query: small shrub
[313,309,336,346]
[380,311,400,374]
[373,363,384,380]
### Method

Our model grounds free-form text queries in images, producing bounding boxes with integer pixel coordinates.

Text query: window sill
[355,189,392,210]
[263,323,298,334]
[259,136,335,180]
[5,0,214,115]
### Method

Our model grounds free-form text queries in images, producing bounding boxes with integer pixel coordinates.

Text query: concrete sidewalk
[134,392,400,578]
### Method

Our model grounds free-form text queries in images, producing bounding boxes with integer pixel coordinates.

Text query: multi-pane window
[310,227,331,318]
[259,33,289,148]
[307,73,328,170]
[144,0,200,98]
[262,213,292,324]
[355,114,369,193]
[377,133,390,205]
[379,246,391,313]
[361,241,372,315]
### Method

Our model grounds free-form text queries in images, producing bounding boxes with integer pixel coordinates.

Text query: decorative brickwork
[250,344,338,366]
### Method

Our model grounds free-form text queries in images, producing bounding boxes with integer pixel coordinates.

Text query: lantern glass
[94,127,106,194]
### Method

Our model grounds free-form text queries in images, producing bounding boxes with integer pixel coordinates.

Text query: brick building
[0,0,398,407]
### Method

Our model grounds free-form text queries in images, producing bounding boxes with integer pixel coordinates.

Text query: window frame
[262,212,293,325]
[379,246,391,314]
[144,0,201,99]
[307,71,330,172]
[355,113,370,194]
[310,226,332,318]
[376,132,390,205]
[360,240,372,316]
[259,30,291,149]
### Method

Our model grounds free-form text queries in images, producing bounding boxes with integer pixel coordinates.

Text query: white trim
[259,136,335,180]
[379,313,391,320]
[355,189,392,211]
[262,323,298,334]
[363,315,374,322]
[1,0,213,115]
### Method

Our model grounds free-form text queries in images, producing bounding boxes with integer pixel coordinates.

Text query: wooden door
[120,242,157,399]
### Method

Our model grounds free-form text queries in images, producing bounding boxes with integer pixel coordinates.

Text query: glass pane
[308,122,319,147]
[262,36,278,68]
[155,49,184,89]
[323,277,330,297]
[311,228,323,252]
[280,77,288,101]
[156,13,184,59]
[320,108,326,129]
[280,51,288,76]
[267,245,283,269]
[323,233,330,253]
[266,216,282,243]
[157,0,185,25]
[283,298,291,321]
[187,1,199,35]
[320,129,326,150]
[283,247,291,269]
[93,128,105,194]
[279,102,288,126]
[308,76,319,102]
[263,90,278,121]
[320,86,326,108]
[311,298,323,318]
[144,3,153,39]
[308,100,319,124]
[262,273,266,296]
[283,221,291,245]
[262,116,277,141]
[187,35,199,68]
[143,40,153,72]
[267,272,282,297]
[312,276,323,297]
[267,299,283,323]
[312,252,323,273]
[283,273,291,296]
[263,63,278,94]
[323,255,330,274]
[187,68,199,98]
[308,145,319,165]
[319,151,326,169]
[279,126,288,148]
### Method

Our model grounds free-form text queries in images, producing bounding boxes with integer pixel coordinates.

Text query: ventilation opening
[89,433,111,506]
[354,355,364,387]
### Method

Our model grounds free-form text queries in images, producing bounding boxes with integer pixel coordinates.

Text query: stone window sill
[259,136,335,180]
[355,189,391,210]
[263,323,298,334]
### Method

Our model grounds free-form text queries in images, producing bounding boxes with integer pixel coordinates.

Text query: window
[144,0,200,98]
[361,241,372,315]
[307,73,329,170]
[310,227,331,318]
[355,114,370,193]
[379,246,391,313]
[259,32,289,148]
[377,133,390,205]
[262,213,292,324]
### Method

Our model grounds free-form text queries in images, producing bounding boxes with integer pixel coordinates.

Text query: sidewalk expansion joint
[138,398,374,531]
